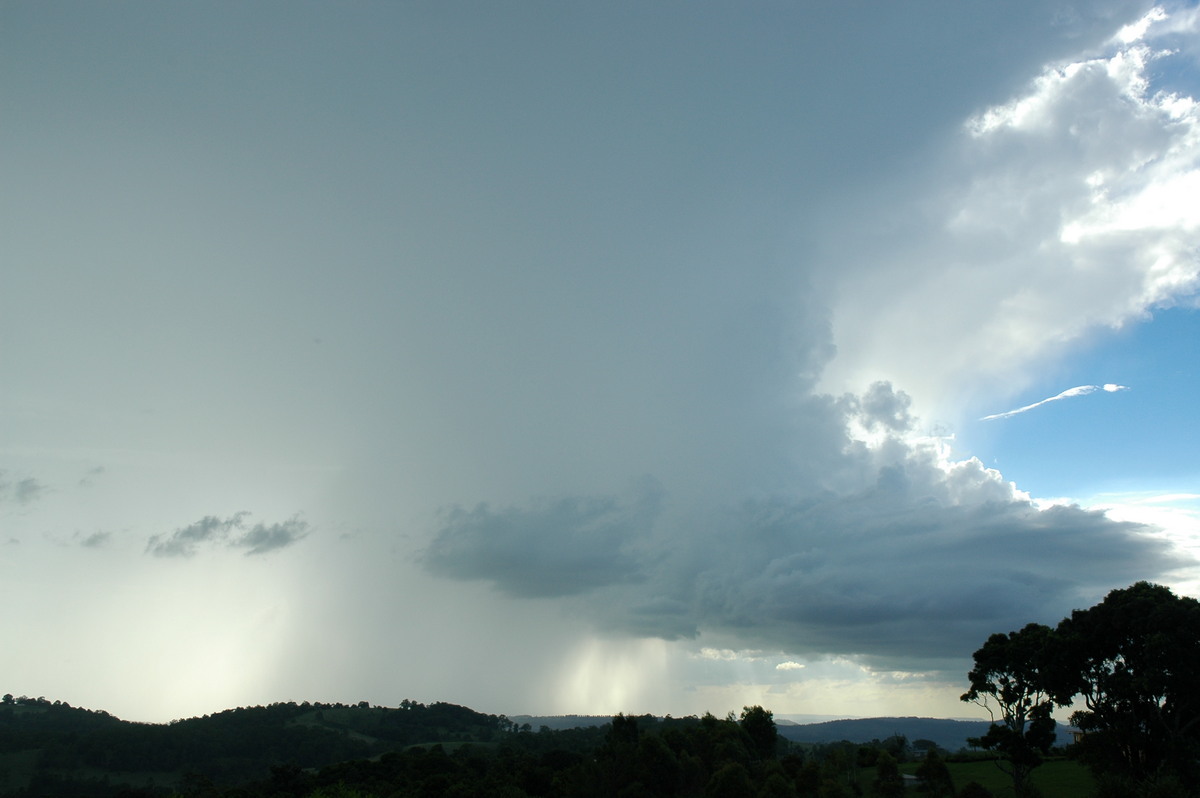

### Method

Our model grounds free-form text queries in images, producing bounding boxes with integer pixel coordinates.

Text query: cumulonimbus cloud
[980,383,1129,420]
[423,383,1182,669]
[420,5,1199,676]
[146,513,310,558]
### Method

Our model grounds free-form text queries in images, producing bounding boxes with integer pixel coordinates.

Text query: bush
[1095,772,1191,798]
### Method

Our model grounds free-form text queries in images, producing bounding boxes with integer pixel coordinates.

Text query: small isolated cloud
[696,648,765,662]
[13,478,46,504]
[0,472,48,506]
[78,531,111,549]
[235,517,311,556]
[146,512,309,558]
[422,477,664,598]
[981,383,1129,420]
[776,661,805,671]
[147,514,247,557]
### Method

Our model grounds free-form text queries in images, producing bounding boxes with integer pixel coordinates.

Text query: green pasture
[900,757,1095,798]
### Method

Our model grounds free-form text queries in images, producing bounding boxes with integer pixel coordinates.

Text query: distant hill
[775,715,1076,752]
[510,712,1078,754]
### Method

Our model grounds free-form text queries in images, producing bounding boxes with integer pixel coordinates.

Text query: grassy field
[899,758,1095,798]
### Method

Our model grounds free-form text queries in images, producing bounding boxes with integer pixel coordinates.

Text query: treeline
[105,708,961,798]
[0,700,971,798]
[242,709,796,798]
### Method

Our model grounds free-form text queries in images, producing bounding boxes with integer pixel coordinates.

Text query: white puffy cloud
[820,8,1200,413]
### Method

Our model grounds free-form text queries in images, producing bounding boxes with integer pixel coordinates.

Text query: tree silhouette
[961,622,1058,798]
[1058,581,1200,783]
[739,705,778,760]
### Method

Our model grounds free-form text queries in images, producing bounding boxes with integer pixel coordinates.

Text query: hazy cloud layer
[147,514,309,558]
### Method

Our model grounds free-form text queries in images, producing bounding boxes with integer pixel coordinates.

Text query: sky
[3,1,1200,725]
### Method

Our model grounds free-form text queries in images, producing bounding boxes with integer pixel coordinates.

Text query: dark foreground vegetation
[0,694,1087,798]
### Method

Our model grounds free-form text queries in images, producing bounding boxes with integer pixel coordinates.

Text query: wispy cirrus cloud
[146,513,310,558]
[981,383,1129,420]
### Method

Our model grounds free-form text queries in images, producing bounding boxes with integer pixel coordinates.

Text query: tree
[960,622,1059,798]
[871,750,904,798]
[879,734,907,762]
[635,734,680,795]
[1057,581,1200,783]
[914,749,954,798]
[706,762,754,798]
[600,713,641,791]
[911,738,939,755]
[758,770,797,798]
[794,761,821,796]
[739,705,778,760]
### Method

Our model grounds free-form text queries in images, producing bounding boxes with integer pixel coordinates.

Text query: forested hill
[0,694,515,796]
